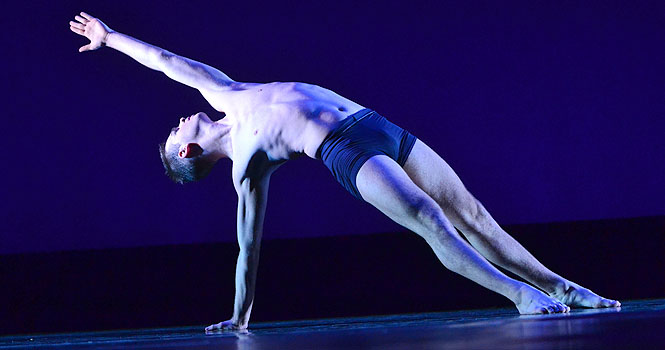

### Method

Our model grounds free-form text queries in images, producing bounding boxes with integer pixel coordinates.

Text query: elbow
[155,50,176,71]
[238,243,260,260]
[238,235,258,252]
[158,50,174,61]
[237,232,261,256]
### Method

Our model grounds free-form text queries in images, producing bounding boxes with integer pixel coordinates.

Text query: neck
[208,118,234,161]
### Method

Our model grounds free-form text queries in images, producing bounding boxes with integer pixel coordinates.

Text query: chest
[231,107,304,160]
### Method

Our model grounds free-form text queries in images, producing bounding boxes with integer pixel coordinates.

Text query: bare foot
[551,281,621,309]
[514,284,570,314]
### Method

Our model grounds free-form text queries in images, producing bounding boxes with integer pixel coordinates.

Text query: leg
[356,155,569,314]
[403,140,620,308]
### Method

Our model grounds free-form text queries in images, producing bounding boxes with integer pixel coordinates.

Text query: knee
[408,197,453,238]
[460,194,481,221]
[457,195,492,231]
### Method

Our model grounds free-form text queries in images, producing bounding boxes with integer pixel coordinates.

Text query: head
[159,112,219,184]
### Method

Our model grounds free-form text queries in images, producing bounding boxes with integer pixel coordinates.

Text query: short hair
[158,142,215,184]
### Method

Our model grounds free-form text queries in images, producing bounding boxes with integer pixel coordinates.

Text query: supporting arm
[232,177,269,327]
[206,172,270,331]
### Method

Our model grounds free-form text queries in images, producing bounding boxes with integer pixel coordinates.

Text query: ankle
[545,278,571,297]
[511,283,536,305]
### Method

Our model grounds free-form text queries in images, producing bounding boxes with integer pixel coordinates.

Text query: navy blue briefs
[316,108,418,201]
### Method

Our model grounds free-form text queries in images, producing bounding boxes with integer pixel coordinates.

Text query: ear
[178,143,204,159]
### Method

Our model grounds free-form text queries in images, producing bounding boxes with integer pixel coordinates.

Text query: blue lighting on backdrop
[2,1,664,254]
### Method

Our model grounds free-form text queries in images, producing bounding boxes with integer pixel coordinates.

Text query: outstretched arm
[206,173,271,331]
[69,12,235,93]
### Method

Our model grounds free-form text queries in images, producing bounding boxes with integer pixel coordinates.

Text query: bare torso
[203,81,365,177]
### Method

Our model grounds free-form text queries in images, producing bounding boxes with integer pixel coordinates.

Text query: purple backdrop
[2,0,664,254]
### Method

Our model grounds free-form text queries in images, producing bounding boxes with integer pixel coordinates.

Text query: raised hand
[69,12,113,52]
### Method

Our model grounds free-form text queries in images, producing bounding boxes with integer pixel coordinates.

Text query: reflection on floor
[2,299,664,349]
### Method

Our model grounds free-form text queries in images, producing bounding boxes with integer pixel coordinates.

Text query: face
[165,112,213,155]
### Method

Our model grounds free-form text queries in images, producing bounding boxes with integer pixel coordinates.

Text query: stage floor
[2,299,664,349]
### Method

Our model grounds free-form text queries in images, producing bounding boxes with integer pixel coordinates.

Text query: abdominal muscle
[299,105,365,158]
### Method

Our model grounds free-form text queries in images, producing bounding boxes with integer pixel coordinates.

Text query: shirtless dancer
[70,12,620,331]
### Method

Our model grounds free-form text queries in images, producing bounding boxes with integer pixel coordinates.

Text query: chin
[196,112,212,123]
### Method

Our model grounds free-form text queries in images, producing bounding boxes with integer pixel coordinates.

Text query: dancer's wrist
[102,31,114,46]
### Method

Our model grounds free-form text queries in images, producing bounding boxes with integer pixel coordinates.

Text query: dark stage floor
[2,299,664,349]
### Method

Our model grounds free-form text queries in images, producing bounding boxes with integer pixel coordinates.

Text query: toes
[548,305,557,313]
[552,303,565,313]
[548,302,569,313]
[559,302,570,313]
[601,299,621,308]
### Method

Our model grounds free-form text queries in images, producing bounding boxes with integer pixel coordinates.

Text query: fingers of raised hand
[70,21,85,30]
[74,15,88,24]
[80,12,93,21]
[79,44,91,53]
[70,15,87,37]
[70,25,84,35]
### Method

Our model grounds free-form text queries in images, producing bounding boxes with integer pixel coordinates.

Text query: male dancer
[69,12,620,331]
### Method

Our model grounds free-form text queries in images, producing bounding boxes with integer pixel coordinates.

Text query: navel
[338,106,346,112]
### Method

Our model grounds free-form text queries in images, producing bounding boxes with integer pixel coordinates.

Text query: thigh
[356,154,454,237]
[402,139,480,227]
